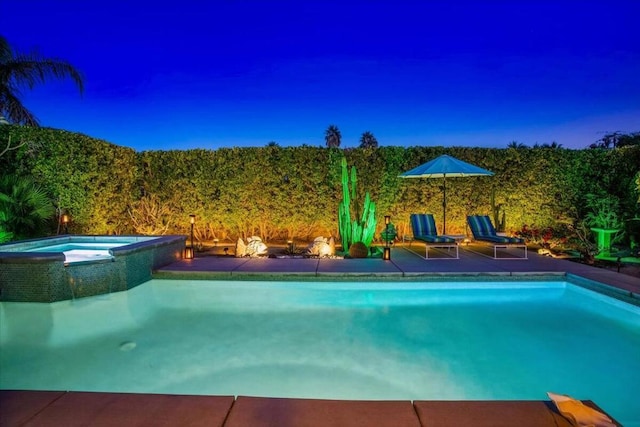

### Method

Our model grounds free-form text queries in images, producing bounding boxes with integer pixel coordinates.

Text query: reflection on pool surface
[1,280,639,425]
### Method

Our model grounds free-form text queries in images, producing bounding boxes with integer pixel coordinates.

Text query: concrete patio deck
[155,244,640,299]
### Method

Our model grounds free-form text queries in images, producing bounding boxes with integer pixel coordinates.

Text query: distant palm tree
[0,35,84,126]
[359,131,378,148]
[507,141,527,149]
[590,131,640,149]
[324,125,341,148]
[541,141,563,149]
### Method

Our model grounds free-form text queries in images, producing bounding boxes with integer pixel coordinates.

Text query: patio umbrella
[399,154,494,234]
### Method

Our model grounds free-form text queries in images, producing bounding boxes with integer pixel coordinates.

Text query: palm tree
[359,131,378,148]
[0,174,54,240]
[0,35,84,126]
[541,141,563,149]
[324,125,341,148]
[507,141,526,149]
[0,210,13,243]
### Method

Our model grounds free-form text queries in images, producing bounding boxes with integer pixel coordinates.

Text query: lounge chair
[409,213,459,259]
[467,215,527,259]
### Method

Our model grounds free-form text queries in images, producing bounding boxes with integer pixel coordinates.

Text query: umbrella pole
[443,175,446,235]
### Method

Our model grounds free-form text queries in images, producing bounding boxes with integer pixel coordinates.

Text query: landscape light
[189,215,195,258]
[383,215,392,260]
[62,214,69,234]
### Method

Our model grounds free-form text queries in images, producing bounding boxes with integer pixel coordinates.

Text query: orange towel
[547,392,615,427]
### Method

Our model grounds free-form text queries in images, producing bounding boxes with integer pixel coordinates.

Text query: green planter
[590,227,620,257]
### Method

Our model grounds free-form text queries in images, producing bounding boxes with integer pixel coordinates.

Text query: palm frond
[0,35,84,127]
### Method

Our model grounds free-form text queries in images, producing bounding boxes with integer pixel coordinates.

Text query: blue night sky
[2,1,639,151]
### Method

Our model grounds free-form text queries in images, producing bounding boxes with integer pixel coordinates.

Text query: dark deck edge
[0,391,623,427]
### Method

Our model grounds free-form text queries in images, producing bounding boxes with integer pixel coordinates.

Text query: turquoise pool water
[25,242,124,262]
[1,280,638,425]
[25,242,125,252]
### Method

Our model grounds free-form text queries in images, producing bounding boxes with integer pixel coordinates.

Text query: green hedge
[1,125,639,243]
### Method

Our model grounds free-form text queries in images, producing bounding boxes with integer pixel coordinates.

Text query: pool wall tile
[0,235,186,302]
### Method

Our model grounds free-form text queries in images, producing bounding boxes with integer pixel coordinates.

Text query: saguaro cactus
[338,157,377,252]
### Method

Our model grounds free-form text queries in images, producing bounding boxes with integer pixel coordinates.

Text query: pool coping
[154,244,640,305]
[0,391,622,427]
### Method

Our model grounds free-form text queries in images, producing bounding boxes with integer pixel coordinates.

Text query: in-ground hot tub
[0,235,186,302]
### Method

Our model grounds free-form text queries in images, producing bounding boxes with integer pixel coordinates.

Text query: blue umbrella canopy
[399,154,494,234]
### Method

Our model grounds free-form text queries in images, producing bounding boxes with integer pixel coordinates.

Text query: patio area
[156,243,640,299]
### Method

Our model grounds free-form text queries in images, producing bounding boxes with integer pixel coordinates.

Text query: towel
[547,392,616,427]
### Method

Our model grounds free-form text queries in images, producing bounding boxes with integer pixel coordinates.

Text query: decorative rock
[245,236,268,257]
[307,236,336,257]
[538,248,552,256]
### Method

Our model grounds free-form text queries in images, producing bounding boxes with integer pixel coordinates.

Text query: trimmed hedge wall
[1,125,639,242]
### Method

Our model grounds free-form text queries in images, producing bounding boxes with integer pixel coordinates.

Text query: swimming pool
[1,280,638,425]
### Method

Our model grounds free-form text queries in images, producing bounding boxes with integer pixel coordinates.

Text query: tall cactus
[338,157,377,252]
[491,188,505,232]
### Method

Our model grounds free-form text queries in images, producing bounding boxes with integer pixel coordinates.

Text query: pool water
[1,280,639,425]
[25,243,125,252]
[25,242,124,262]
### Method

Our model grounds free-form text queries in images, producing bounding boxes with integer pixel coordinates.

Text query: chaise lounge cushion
[410,214,455,243]
[467,215,524,244]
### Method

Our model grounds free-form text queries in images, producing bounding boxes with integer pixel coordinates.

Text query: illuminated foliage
[127,193,173,235]
[0,210,12,243]
[1,125,639,248]
[0,174,54,239]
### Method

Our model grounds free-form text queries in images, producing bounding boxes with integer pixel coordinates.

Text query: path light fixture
[383,215,391,261]
[184,247,194,260]
[188,215,196,259]
[62,214,69,234]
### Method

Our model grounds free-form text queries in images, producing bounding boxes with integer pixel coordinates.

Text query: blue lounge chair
[467,215,527,259]
[410,214,459,259]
